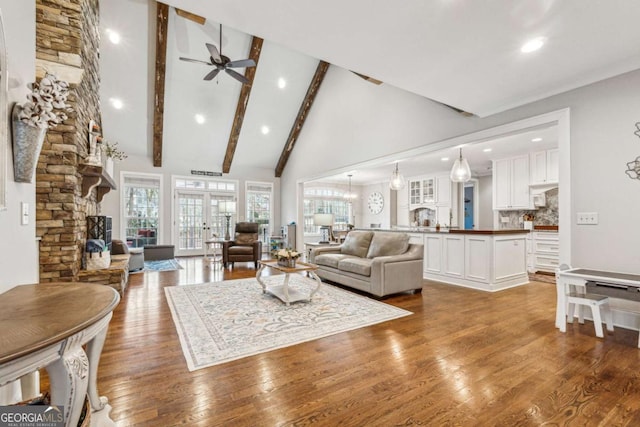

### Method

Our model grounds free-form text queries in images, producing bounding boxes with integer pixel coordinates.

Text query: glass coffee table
[256,259,322,306]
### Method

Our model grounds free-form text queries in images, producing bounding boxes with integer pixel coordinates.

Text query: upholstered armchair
[222,222,262,268]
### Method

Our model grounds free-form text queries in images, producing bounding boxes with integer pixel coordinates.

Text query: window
[246,182,273,244]
[303,187,351,234]
[122,173,162,247]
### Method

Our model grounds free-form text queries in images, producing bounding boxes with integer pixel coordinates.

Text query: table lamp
[314,213,334,243]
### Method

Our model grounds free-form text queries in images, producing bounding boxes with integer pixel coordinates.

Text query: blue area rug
[133,258,183,273]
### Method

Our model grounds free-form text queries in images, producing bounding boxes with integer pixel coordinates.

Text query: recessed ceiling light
[520,37,545,53]
[483,148,492,152]
[531,137,543,142]
[109,98,123,109]
[195,114,205,124]
[277,78,286,89]
[261,125,270,135]
[441,157,449,162]
[106,29,121,45]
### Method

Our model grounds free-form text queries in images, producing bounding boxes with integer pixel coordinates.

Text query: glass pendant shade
[344,174,357,199]
[389,162,406,190]
[450,148,472,182]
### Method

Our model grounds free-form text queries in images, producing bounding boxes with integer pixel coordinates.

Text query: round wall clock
[367,191,384,214]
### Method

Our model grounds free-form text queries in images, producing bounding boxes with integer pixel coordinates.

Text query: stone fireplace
[35,0,103,282]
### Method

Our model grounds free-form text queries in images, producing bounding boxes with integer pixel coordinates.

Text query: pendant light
[389,162,406,191]
[344,174,357,200]
[450,148,472,182]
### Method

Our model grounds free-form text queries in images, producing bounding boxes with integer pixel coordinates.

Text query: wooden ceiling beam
[222,36,264,174]
[274,61,330,178]
[152,2,169,167]
[175,8,206,25]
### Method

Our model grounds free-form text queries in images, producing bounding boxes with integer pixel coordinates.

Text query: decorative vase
[277,258,296,268]
[105,157,114,177]
[11,104,47,183]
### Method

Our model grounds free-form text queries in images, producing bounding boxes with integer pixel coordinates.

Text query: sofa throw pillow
[340,231,374,258]
[366,232,410,259]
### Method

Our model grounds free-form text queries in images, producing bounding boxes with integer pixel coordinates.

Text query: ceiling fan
[179,24,256,84]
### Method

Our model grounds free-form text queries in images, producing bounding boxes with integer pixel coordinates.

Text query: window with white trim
[246,181,273,243]
[122,173,162,247]
[303,187,350,235]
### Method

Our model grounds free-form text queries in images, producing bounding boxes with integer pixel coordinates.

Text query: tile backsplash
[499,188,559,229]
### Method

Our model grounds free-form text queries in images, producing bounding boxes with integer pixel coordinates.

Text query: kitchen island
[359,227,530,291]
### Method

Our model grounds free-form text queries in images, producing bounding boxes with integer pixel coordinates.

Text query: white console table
[0,283,120,427]
[556,268,640,332]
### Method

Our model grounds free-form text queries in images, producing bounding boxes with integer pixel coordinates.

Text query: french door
[174,190,236,256]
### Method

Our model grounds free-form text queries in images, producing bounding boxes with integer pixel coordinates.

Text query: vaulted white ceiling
[99,0,640,177]
[162,0,640,117]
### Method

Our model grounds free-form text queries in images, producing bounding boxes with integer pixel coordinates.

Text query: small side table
[128,247,144,271]
[204,238,225,269]
[256,260,322,306]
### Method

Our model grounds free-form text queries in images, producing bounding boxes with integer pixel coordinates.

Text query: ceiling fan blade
[225,68,249,84]
[226,58,256,69]
[204,68,221,81]
[206,43,222,63]
[179,57,212,65]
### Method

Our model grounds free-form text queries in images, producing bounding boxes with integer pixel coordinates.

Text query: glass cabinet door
[422,178,435,203]
[410,180,421,205]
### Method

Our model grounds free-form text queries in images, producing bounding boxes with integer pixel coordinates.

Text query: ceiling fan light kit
[450,148,472,183]
[179,24,256,84]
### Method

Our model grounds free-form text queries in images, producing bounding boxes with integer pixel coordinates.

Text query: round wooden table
[0,282,120,427]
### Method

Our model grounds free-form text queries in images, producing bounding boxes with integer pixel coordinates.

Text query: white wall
[282,65,640,274]
[478,175,493,229]
[0,2,38,294]
[360,181,391,229]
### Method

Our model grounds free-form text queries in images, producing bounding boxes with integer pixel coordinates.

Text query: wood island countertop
[359,227,530,235]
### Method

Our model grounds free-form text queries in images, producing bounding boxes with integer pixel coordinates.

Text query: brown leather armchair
[222,222,262,268]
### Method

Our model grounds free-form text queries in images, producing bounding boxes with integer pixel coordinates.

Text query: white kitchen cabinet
[530,149,559,185]
[409,174,453,217]
[436,205,451,226]
[465,235,491,282]
[442,235,465,278]
[422,177,435,204]
[422,231,529,291]
[424,234,443,274]
[407,233,424,245]
[526,234,534,273]
[409,180,421,207]
[533,231,559,272]
[435,174,451,205]
[547,149,559,183]
[494,236,527,281]
[493,155,531,210]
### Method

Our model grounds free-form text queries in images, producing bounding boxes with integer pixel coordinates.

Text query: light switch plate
[21,202,29,225]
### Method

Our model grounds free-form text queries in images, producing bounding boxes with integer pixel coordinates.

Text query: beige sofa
[309,230,424,297]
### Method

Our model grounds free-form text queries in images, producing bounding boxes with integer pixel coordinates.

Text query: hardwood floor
[89,257,640,426]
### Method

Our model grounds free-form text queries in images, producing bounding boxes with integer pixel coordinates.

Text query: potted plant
[101,140,127,176]
[272,248,301,268]
[12,72,72,182]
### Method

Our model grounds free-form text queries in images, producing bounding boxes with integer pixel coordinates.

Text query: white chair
[557,264,614,338]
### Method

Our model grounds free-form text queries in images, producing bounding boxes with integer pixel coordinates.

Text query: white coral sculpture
[18,73,72,129]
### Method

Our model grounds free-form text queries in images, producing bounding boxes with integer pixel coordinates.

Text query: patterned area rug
[131,258,183,274]
[165,276,412,371]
